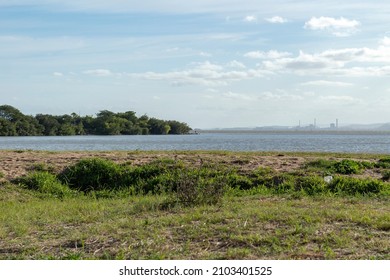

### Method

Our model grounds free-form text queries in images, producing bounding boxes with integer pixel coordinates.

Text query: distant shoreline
[200,129,390,135]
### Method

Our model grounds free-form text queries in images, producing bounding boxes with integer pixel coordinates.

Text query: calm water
[0,132,389,154]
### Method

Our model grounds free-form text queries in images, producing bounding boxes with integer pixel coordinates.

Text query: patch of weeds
[375,157,390,168]
[305,159,336,172]
[227,173,253,190]
[328,176,387,196]
[295,176,328,196]
[15,171,75,198]
[381,170,390,181]
[333,159,363,175]
[165,167,227,207]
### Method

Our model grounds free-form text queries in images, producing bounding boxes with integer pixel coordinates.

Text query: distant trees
[0,105,191,136]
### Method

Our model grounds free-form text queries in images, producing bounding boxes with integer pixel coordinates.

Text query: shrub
[169,168,227,206]
[295,176,328,195]
[381,170,390,181]
[375,157,390,168]
[227,173,253,190]
[333,160,362,174]
[59,158,123,192]
[328,177,385,196]
[17,171,73,198]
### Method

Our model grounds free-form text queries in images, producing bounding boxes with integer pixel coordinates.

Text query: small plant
[168,167,227,207]
[16,171,74,198]
[28,162,56,173]
[381,170,390,181]
[375,157,390,168]
[333,160,363,175]
[328,177,386,196]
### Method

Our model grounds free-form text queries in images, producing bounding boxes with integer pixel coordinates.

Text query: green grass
[0,188,388,260]
[1,151,390,260]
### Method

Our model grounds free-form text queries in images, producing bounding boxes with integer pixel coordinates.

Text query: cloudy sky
[1,1,390,128]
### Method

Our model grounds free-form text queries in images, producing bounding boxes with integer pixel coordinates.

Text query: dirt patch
[0,150,382,181]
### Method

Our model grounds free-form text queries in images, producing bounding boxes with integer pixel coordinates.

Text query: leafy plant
[333,160,363,175]
[328,177,386,196]
[59,158,123,192]
[17,171,74,198]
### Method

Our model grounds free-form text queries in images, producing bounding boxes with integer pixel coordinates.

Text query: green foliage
[305,159,336,171]
[0,104,191,136]
[333,160,363,174]
[381,170,390,181]
[227,173,253,190]
[328,177,387,196]
[375,158,390,169]
[305,159,364,175]
[17,171,74,198]
[59,158,123,192]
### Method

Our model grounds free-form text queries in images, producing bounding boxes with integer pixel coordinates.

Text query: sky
[1,1,390,129]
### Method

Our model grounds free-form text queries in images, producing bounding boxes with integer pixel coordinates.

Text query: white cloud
[226,60,246,69]
[222,91,256,101]
[319,95,362,104]
[304,16,360,36]
[300,80,354,87]
[265,16,288,23]
[244,15,257,23]
[83,69,113,77]
[244,50,292,59]
[53,72,64,77]
[381,36,390,46]
[130,61,267,86]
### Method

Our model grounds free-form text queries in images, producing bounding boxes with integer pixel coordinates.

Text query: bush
[295,176,328,195]
[333,160,362,174]
[168,168,227,207]
[375,158,390,168]
[59,158,123,192]
[227,173,253,190]
[17,171,73,198]
[328,177,385,196]
[381,170,390,181]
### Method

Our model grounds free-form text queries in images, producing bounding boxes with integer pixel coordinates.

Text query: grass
[0,151,390,259]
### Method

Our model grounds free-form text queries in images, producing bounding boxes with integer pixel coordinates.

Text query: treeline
[0,105,192,136]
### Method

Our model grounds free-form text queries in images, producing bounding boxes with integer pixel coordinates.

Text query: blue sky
[1,1,390,128]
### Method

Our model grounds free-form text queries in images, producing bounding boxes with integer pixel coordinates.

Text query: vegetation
[1,151,389,259]
[0,104,191,136]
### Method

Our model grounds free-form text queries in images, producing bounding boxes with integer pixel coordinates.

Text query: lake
[1,131,390,154]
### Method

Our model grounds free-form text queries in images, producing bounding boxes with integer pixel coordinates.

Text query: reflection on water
[0,132,389,154]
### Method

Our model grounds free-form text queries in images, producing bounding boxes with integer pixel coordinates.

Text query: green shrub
[381,170,390,181]
[375,157,390,168]
[333,160,362,174]
[59,158,123,192]
[17,171,73,198]
[227,173,253,190]
[328,177,385,196]
[295,176,328,195]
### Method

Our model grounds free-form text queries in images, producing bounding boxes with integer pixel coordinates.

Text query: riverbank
[0,150,389,260]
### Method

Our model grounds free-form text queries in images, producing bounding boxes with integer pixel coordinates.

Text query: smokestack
[314,118,316,128]
[336,119,339,128]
